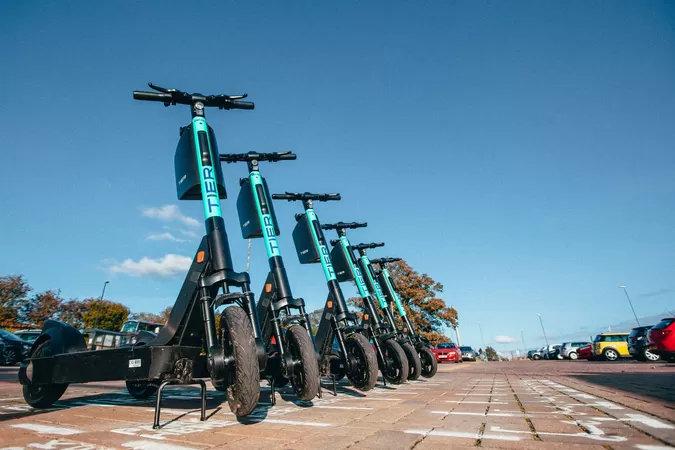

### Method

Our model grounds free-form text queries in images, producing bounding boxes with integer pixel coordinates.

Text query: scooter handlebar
[370,257,402,264]
[220,151,296,163]
[272,192,341,202]
[321,221,368,230]
[352,242,385,250]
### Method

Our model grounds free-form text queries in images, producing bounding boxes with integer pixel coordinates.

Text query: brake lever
[148,82,175,94]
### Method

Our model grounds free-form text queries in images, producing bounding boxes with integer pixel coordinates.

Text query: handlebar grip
[272,194,293,200]
[278,152,297,160]
[351,222,367,228]
[372,242,385,248]
[330,239,340,246]
[229,100,255,110]
[327,194,341,201]
[133,91,172,102]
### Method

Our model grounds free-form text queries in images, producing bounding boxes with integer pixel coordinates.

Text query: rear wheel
[380,339,408,384]
[532,354,541,360]
[285,325,320,401]
[603,348,619,362]
[220,306,260,416]
[22,340,68,408]
[345,333,378,391]
[568,352,578,360]
[419,347,438,378]
[126,380,157,399]
[401,342,422,381]
[644,348,660,362]
[3,348,19,366]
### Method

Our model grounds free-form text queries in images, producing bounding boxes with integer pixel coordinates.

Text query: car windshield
[437,343,456,349]
[593,335,602,342]
[0,329,24,342]
[561,342,571,347]
[460,347,473,351]
[652,319,675,330]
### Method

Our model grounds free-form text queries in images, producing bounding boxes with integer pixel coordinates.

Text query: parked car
[0,329,32,366]
[628,326,660,362]
[560,342,591,360]
[543,344,562,360]
[648,317,675,362]
[530,347,545,360]
[432,342,460,363]
[13,329,42,343]
[592,332,630,361]
[577,343,593,360]
[459,346,477,361]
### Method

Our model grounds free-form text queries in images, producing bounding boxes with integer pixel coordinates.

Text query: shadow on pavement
[570,370,675,405]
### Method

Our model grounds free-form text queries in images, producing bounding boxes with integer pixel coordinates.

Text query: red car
[432,342,460,363]
[648,317,675,362]
[577,343,593,360]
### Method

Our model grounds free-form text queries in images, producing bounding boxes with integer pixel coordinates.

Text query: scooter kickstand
[267,377,276,406]
[331,374,337,396]
[381,371,387,387]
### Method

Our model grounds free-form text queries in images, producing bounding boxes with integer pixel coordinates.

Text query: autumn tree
[0,275,32,324]
[81,298,130,331]
[59,299,88,328]
[160,306,172,323]
[25,290,63,327]
[347,260,457,346]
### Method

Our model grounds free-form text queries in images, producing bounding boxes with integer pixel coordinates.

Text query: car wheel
[603,348,619,362]
[568,352,578,360]
[532,354,541,360]
[3,348,19,366]
[644,349,660,362]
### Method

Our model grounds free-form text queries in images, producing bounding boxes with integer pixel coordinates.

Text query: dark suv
[628,326,660,362]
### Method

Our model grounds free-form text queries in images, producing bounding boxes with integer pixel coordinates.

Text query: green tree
[0,275,32,324]
[26,290,63,327]
[59,299,88,328]
[485,346,498,361]
[82,298,130,331]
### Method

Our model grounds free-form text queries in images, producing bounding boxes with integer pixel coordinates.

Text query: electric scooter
[19,84,266,426]
[370,257,438,378]
[322,222,409,384]
[350,243,423,380]
[272,192,379,394]
[220,152,320,402]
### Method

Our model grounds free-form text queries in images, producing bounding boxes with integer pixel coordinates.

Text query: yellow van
[592,333,629,361]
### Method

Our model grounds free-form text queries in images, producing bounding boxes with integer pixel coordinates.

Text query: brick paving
[0,360,673,449]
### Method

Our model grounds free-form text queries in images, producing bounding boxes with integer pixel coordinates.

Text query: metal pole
[454,325,462,346]
[619,286,640,327]
[537,314,550,347]
[478,321,486,350]
[520,329,527,352]
[246,238,252,272]
[94,281,109,329]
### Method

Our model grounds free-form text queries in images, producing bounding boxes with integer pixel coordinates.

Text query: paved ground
[1,360,674,449]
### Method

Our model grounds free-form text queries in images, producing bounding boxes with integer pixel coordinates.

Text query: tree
[485,346,498,361]
[26,290,63,327]
[0,275,32,324]
[348,260,457,347]
[160,306,172,323]
[307,308,323,335]
[81,298,130,331]
[59,299,88,328]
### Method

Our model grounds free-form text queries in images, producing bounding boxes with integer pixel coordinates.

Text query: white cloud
[141,205,200,228]
[108,254,192,277]
[146,232,186,242]
[180,229,201,240]
[494,335,518,343]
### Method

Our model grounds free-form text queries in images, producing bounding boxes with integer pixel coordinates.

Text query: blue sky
[1,1,674,350]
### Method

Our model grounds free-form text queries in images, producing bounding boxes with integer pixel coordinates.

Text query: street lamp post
[478,321,486,350]
[537,313,550,347]
[94,281,110,329]
[520,329,527,352]
[619,286,641,327]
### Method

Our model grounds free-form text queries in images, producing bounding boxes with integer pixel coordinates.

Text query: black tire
[126,380,157,399]
[344,333,378,391]
[532,354,541,360]
[401,342,422,381]
[3,348,19,366]
[220,306,260,416]
[380,339,409,384]
[285,325,320,401]
[419,347,438,378]
[22,340,68,408]
[327,350,347,381]
[603,348,619,362]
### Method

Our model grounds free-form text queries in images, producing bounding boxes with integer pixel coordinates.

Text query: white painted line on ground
[445,401,508,405]
[313,405,374,410]
[457,393,507,396]
[490,424,628,443]
[359,398,402,401]
[11,423,81,435]
[122,440,197,450]
[263,419,331,427]
[404,428,520,441]
[72,401,118,407]
[622,414,675,430]
[0,397,22,401]
[634,445,674,450]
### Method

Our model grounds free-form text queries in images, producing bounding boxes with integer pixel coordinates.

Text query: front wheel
[533,354,541,360]
[380,339,409,384]
[401,342,422,381]
[220,306,260,416]
[285,325,320,401]
[345,333,378,391]
[22,340,68,408]
[126,380,157,399]
[644,348,660,362]
[419,347,438,378]
[568,352,578,360]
